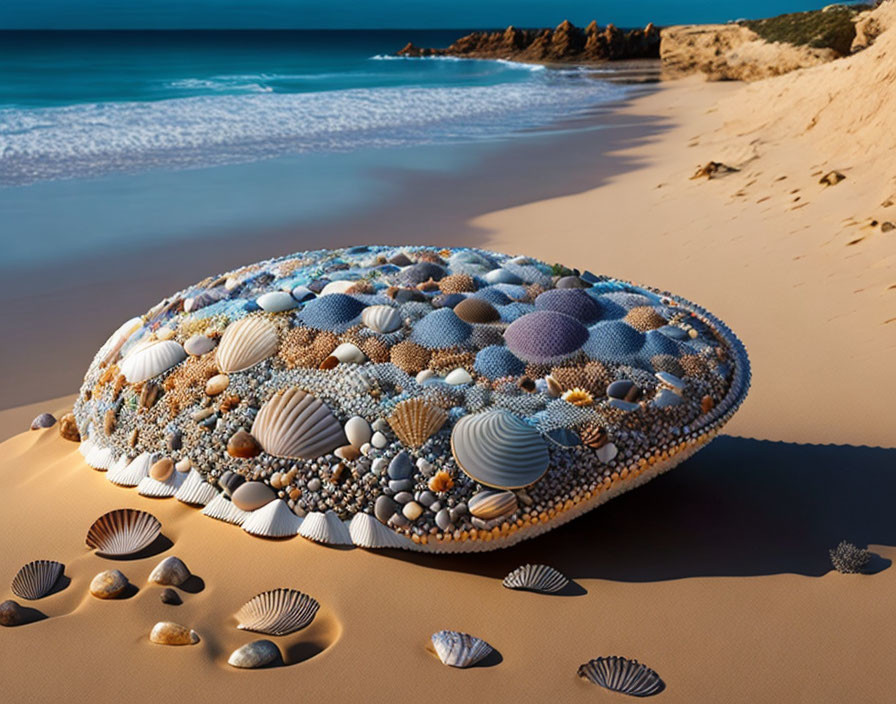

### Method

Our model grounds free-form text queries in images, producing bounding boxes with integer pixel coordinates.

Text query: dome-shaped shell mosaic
[73,246,750,553]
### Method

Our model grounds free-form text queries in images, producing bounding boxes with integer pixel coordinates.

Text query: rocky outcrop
[397,20,660,63]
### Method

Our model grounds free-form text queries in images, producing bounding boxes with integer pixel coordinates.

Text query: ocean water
[0,31,633,267]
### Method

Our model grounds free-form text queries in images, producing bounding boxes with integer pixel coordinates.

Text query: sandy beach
[3,6,896,702]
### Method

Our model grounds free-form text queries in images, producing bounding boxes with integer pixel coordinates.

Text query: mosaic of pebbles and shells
[72,245,750,553]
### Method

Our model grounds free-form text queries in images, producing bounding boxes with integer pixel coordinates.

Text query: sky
[0,0,839,30]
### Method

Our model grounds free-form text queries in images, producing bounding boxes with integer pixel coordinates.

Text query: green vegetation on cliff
[740,5,870,56]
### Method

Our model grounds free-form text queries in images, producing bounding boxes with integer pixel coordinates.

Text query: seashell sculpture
[577,656,665,697]
[251,387,346,459]
[430,630,494,668]
[11,560,64,600]
[73,246,750,553]
[85,508,162,557]
[235,588,320,636]
[502,564,569,593]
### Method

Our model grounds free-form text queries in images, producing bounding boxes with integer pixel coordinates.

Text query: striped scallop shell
[361,305,402,333]
[11,560,64,600]
[85,445,115,471]
[242,500,303,538]
[201,494,249,525]
[468,490,518,520]
[577,656,664,697]
[298,511,352,545]
[502,564,569,593]
[236,588,320,636]
[251,387,346,459]
[119,340,186,384]
[348,512,411,550]
[387,398,448,448]
[431,630,493,668]
[216,316,279,373]
[137,469,186,498]
[174,470,219,506]
[107,452,154,487]
[85,509,162,557]
[450,409,549,489]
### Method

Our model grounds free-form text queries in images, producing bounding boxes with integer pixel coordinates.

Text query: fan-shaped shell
[85,445,115,471]
[502,564,569,593]
[137,469,186,498]
[107,452,153,487]
[252,387,346,459]
[361,305,402,333]
[242,500,303,538]
[11,560,64,600]
[201,494,249,525]
[431,630,493,668]
[468,490,518,520]
[349,512,412,549]
[85,509,162,557]
[450,409,549,489]
[577,656,665,697]
[119,340,186,384]
[298,511,352,545]
[216,316,280,373]
[387,398,448,448]
[236,588,320,636]
[174,470,218,506]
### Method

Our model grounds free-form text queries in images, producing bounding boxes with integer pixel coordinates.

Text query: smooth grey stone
[228,640,281,669]
[387,451,414,480]
[160,588,182,605]
[389,479,414,493]
[607,379,637,400]
[388,513,409,528]
[307,478,322,492]
[394,491,414,504]
[435,509,452,532]
[219,470,245,497]
[30,413,56,430]
[374,495,398,523]
[417,491,436,507]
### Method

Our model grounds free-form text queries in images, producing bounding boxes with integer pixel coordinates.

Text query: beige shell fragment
[387,398,448,448]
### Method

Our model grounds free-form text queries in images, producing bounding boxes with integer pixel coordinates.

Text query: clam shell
[387,398,448,448]
[251,387,346,459]
[450,409,549,489]
[216,316,279,373]
[119,340,186,384]
[361,305,402,333]
[236,588,320,636]
[201,494,249,525]
[431,630,493,668]
[468,490,518,520]
[174,470,218,506]
[11,560,64,600]
[502,564,569,593]
[242,500,303,538]
[331,342,366,364]
[577,656,664,697]
[137,468,186,498]
[107,452,153,487]
[85,509,162,557]
[298,511,352,545]
[348,512,412,549]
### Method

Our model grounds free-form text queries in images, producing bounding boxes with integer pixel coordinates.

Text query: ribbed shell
[201,494,249,525]
[251,387,346,459]
[450,409,549,489]
[11,560,64,600]
[348,512,411,549]
[85,445,115,471]
[431,630,493,668]
[119,340,186,383]
[468,490,518,520]
[361,305,402,333]
[502,564,569,593]
[387,398,448,448]
[216,316,279,373]
[242,500,303,538]
[236,588,320,636]
[137,470,186,498]
[107,452,154,487]
[577,656,664,697]
[85,509,162,557]
[174,470,219,506]
[298,511,352,545]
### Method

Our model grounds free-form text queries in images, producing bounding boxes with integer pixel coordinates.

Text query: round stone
[89,570,129,599]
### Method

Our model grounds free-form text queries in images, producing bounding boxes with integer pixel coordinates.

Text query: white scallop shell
[107,452,154,487]
[119,340,186,384]
[251,387,346,459]
[78,437,94,458]
[11,560,64,600]
[85,509,162,557]
[298,511,352,545]
[577,656,664,697]
[107,454,130,477]
[361,305,402,333]
[98,316,143,365]
[201,494,249,525]
[236,588,320,636]
[137,469,186,498]
[216,316,280,373]
[85,445,115,471]
[431,630,493,668]
[502,564,569,593]
[349,512,411,549]
[174,470,218,506]
[450,409,550,489]
[242,500,303,538]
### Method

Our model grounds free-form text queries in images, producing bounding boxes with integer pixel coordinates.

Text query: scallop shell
[450,409,549,489]
[119,340,186,384]
[11,560,64,600]
[348,512,412,550]
[251,387,346,459]
[85,509,162,557]
[201,494,249,525]
[502,564,569,593]
[387,398,448,448]
[174,470,218,506]
[431,630,493,668]
[236,588,320,636]
[242,500,303,538]
[468,490,518,520]
[298,511,352,545]
[361,305,402,333]
[216,316,280,373]
[137,469,186,498]
[577,656,665,697]
[107,452,154,487]
[85,445,115,471]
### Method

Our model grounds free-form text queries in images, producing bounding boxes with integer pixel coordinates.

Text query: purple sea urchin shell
[504,310,589,363]
[535,288,602,323]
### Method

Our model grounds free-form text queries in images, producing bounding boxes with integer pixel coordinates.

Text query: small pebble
[0,599,27,626]
[149,621,199,645]
[150,458,174,482]
[58,412,80,442]
[30,413,56,430]
[403,501,423,521]
[160,588,182,605]
[228,640,281,669]
[89,570,129,599]
[205,374,230,396]
[227,429,261,458]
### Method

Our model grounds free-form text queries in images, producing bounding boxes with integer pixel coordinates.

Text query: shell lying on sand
[502,564,569,593]
[431,630,493,668]
[228,640,281,669]
[73,246,750,553]
[85,508,161,557]
[11,560,64,600]
[236,588,320,636]
[577,656,665,697]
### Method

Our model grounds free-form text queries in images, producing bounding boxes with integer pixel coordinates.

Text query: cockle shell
[577,656,665,697]
[174,470,218,506]
[450,409,549,489]
[149,621,200,646]
[228,640,281,669]
[251,387,346,459]
[468,490,518,520]
[201,494,249,525]
[85,445,115,471]
[431,630,493,668]
[216,316,279,373]
[361,305,402,333]
[107,452,153,487]
[298,511,352,545]
[11,560,64,600]
[236,588,320,636]
[149,556,191,587]
[387,398,448,448]
[502,564,569,593]
[242,500,303,538]
[119,340,186,384]
[348,512,411,549]
[137,468,186,498]
[85,508,161,557]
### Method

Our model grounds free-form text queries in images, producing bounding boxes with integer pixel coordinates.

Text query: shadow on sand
[383,437,896,581]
